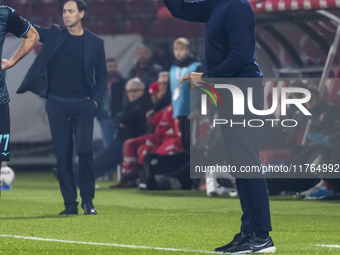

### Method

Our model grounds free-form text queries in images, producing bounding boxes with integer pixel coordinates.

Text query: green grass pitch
[0,171,340,254]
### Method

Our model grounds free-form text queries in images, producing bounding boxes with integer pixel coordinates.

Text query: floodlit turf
[0,171,340,254]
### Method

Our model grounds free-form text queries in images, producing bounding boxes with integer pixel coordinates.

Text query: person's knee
[78,151,93,161]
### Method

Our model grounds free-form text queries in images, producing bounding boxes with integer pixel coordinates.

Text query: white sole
[254,246,277,253]
[226,250,253,254]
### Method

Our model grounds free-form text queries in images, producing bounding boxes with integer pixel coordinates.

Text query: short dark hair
[64,0,87,19]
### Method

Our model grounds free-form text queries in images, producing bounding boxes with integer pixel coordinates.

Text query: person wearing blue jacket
[170,37,201,151]
[163,0,275,253]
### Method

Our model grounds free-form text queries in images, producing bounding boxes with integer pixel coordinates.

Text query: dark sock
[255,231,269,239]
[241,230,253,236]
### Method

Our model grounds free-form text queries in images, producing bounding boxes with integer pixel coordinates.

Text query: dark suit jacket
[17,25,107,105]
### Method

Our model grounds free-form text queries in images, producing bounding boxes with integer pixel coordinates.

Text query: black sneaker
[82,200,97,215]
[215,232,251,252]
[59,207,78,215]
[223,235,276,254]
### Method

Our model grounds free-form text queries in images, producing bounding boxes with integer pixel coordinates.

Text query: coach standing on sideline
[162,0,275,253]
[17,0,107,215]
[0,7,38,174]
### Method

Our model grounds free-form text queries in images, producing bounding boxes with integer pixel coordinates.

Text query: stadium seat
[152,0,165,12]
[8,0,32,17]
[328,79,340,106]
[122,0,153,15]
[32,2,61,17]
[88,1,122,16]
[123,18,147,34]
[90,20,115,35]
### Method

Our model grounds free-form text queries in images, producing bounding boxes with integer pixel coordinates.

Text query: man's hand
[188,109,199,120]
[1,59,14,70]
[180,72,204,89]
[146,109,155,119]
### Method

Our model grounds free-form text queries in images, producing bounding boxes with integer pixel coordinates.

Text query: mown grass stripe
[0,234,218,254]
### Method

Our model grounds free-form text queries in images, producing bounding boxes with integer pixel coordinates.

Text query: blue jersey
[0,6,30,104]
[170,61,201,118]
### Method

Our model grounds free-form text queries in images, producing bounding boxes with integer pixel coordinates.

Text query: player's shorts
[0,103,10,162]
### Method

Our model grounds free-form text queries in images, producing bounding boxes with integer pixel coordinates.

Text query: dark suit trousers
[217,79,272,233]
[46,99,96,207]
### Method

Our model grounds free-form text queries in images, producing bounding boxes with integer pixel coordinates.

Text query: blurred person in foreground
[163,0,275,253]
[17,0,107,215]
[0,7,39,173]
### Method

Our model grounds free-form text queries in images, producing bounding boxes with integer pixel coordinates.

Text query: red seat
[328,80,340,106]
[8,1,32,17]
[122,0,152,15]
[123,18,147,34]
[32,2,61,17]
[90,20,115,35]
[87,2,122,16]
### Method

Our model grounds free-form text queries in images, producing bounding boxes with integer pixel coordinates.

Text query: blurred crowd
[93,37,201,190]
[90,38,339,200]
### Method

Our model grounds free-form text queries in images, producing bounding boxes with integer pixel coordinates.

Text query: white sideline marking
[318,244,340,248]
[0,235,217,254]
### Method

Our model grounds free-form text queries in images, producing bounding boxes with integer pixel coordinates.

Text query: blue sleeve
[34,25,51,43]
[162,0,213,22]
[6,7,30,38]
[213,4,255,77]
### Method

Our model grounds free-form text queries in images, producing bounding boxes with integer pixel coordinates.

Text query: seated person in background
[268,89,337,196]
[280,81,309,146]
[117,82,165,187]
[117,76,183,188]
[93,78,153,179]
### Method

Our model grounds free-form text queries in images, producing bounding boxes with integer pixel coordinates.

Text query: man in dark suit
[18,0,107,215]
[163,0,275,253]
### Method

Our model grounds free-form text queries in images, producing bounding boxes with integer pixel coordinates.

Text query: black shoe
[59,207,78,215]
[82,200,97,215]
[215,232,251,252]
[223,235,276,254]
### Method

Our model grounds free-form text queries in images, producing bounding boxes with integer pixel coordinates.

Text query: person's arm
[162,0,212,22]
[2,7,39,70]
[93,39,107,107]
[2,25,39,70]
[154,84,171,112]
[33,25,50,43]
[212,4,255,77]
[120,98,152,126]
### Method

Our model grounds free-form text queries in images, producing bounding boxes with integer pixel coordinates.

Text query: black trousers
[144,152,191,190]
[46,99,96,208]
[217,79,272,233]
[178,116,190,152]
[93,137,124,179]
